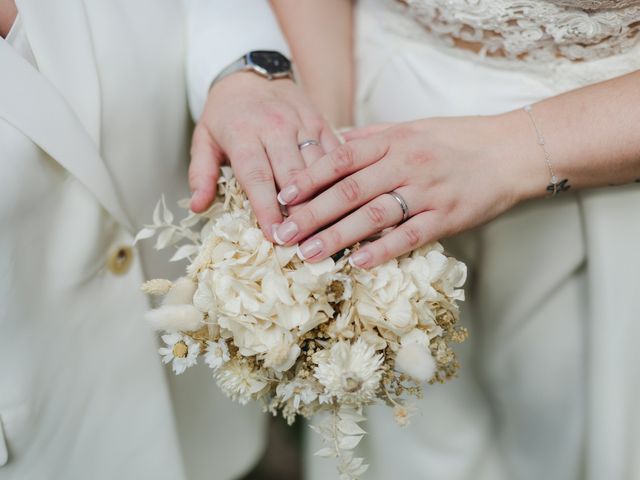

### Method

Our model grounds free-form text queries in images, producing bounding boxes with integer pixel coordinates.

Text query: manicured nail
[274,221,299,244]
[297,239,323,260]
[277,185,299,205]
[270,223,281,243]
[349,250,372,267]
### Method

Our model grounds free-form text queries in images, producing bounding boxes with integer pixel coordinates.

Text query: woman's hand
[273,113,543,268]
[188,71,340,241]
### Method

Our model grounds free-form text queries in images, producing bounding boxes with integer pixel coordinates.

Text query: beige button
[107,245,133,275]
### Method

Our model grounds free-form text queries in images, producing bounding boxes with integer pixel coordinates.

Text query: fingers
[296,188,415,261]
[320,125,342,153]
[341,123,394,142]
[297,130,325,167]
[276,137,389,206]
[273,162,397,246]
[349,211,448,268]
[263,127,307,188]
[189,123,222,213]
[228,141,283,241]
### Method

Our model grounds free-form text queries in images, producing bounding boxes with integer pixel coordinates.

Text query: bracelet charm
[523,104,570,196]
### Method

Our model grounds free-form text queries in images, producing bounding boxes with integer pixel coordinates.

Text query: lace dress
[398,0,640,63]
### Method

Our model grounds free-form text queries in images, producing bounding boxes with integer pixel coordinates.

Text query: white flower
[393,404,416,427]
[162,276,197,306]
[215,360,268,405]
[145,304,203,332]
[395,329,436,382]
[314,339,383,404]
[276,379,319,410]
[159,333,200,374]
[204,339,230,371]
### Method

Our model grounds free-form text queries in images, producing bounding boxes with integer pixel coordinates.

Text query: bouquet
[137,167,468,479]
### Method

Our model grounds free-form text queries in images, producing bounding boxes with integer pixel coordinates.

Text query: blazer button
[107,245,133,275]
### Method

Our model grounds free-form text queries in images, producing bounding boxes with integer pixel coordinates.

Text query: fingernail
[277,185,299,205]
[270,223,281,243]
[297,239,323,260]
[349,250,372,267]
[274,221,299,244]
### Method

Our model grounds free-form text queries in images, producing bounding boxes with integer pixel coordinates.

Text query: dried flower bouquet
[137,167,468,479]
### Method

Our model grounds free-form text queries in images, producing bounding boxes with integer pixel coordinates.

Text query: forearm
[503,71,640,200]
[270,0,354,127]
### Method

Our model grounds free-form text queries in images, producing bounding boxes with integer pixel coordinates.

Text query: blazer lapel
[0,1,134,232]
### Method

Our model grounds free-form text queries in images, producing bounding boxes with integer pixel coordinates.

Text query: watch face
[248,51,291,75]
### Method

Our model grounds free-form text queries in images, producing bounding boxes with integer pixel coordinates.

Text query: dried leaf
[338,420,366,436]
[338,434,363,450]
[133,227,156,245]
[314,447,336,458]
[170,244,200,262]
[155,227,176,250]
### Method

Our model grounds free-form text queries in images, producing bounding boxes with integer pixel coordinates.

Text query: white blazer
[0,0,266,479]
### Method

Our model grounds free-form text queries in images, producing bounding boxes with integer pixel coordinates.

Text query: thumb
[341,123,395,141]
[189,123,222,213]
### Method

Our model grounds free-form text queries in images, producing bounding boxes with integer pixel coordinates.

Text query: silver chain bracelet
[523,104,570,196]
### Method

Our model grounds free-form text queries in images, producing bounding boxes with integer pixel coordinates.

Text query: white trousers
[307,1,640,479]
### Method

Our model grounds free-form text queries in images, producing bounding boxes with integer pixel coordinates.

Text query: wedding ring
[298,139,320,150]
[387,191,410,223]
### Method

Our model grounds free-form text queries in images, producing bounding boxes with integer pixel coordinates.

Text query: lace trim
[398,0,640,62]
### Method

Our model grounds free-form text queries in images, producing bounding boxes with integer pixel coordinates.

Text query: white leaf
[338,434,363,450]
[180,213,201,228]
[161,195,174,224]
[177,197,191,209]
[314,448,335,458]
[155,228,175,250]
[133,227,156,245]
[152,200,162,225]
[352,464,369,476]
[170,244,200,262]
[338,420,366,436]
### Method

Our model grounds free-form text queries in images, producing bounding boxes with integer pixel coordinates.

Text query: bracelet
[523,104,570,196]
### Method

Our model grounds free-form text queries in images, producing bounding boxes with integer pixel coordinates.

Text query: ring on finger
[298,139,320,150]
[386,191,410,223]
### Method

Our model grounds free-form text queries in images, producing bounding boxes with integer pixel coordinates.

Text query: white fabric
[305,1,640,479]
[394,0,640,62]
[186,0,290,121]
[5,15,35,66]
[0,0,265,478]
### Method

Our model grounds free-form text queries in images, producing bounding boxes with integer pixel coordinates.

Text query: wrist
[491,109,551,204]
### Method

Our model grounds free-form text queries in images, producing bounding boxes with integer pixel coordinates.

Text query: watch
[210,50,294,88]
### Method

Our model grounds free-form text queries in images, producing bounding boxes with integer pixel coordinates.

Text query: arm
[270,0,354,127]
[271,70,640,267]
[0,0,17,38]
[186,0,340,241]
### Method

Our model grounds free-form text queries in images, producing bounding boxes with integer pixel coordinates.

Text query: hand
[188,71,340,241]
[272,113,542,268]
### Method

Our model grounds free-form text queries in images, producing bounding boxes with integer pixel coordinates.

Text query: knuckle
[402,225,423,248]
[337,177,361,203]
[242,166,274,186]
[299,205,318,229]
[332,145,355,174]
[326,228,343,247]
[377,242,392,263]
[364,203,388,229]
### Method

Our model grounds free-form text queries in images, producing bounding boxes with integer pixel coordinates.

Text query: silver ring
[298,139,320,150]
[387,191,410,223]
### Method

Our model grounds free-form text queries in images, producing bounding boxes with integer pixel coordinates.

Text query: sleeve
[186,0,290,121]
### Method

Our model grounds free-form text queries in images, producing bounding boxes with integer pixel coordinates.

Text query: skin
[271,4,640,268]
[188,72,340,242]
[189,0,354,243]
[0,0,17,38]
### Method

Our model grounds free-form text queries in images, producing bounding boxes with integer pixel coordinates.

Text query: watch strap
[209,54,249,91]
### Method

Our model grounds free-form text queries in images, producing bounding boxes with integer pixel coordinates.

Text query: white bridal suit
[307,0,640,479]
[0,0,269,478]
